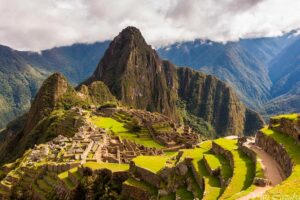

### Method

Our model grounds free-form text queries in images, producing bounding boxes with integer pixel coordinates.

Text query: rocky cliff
[83,26,264,136]
[0,73,86,164]
[83,27,178,120]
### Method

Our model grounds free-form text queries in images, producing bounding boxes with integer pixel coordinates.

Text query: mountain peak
[112,26,149,50]
[24,72,69,132]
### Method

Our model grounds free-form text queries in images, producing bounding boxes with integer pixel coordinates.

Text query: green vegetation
[203,154,221,171]
[133,156,169,173]
[180,142,223,200]
[89,116,163,148]
[271,113,299,121]
[260,126,300,197]
[176,187,194,199]
[214,138,255,199]
[83,162,129,172]
[176,100,216,138]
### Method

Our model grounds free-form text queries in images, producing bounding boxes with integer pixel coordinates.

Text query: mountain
[264,37,300,115]
[157,33,300,112]
[83,27,178,120]
[0,72,116,163]
[0,42,109,129]
[83,26,263,136]
[0,45,49,129]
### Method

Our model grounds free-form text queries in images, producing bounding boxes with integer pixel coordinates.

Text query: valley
[0,26,299,199]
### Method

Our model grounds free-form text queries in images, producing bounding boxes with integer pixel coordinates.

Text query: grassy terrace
[203,154,221,172]
[180,141,224,200]
[260,126,300,197]
[89,116,163,148]
[214,138,255,200]
[83,162,129,172]
[133,156,169,174]
[271,113,299,121]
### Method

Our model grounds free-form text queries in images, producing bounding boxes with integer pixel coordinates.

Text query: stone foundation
[255,131,293,178]
[211,141,233,187]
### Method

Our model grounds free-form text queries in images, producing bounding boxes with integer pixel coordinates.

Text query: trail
[237,140,285,200]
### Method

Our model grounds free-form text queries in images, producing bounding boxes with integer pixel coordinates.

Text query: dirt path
[237,143,285,200]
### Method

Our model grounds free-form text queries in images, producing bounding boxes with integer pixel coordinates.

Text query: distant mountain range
[0,31,299,128]
[158,32,300,114]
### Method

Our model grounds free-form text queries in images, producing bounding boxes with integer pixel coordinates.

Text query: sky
[0,0,300,51]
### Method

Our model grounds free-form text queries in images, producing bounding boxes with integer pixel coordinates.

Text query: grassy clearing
[83,162,129,172]
[260,127,300,197]
[214,138,255,200]
[133,156,169,174]
[89,116,163,148]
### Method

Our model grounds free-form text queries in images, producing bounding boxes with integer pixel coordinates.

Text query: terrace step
[213,138,255,199]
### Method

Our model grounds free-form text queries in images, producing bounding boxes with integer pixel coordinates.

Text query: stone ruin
[98,107,201,150]
[269,114,300,143]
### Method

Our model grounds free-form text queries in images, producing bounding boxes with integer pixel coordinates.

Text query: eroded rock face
[24,73,69,133]
[84,26,264,136]
[84,27,178,121]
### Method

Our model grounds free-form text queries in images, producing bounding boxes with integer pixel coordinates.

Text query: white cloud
[0,0,299,50]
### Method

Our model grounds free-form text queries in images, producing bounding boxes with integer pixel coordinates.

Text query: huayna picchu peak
[2,26,299,200]
[83,26,263,136]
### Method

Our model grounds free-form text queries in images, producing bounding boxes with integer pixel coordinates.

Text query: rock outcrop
[83,27,178,120]
[83,26,264,136]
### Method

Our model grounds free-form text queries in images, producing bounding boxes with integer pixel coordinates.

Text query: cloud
[0,0,299,50]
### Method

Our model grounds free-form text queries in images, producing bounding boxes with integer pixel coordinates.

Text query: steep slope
[83,27,178,120]
[0,42,109,129]
[21,41,110,84]
[83,26,263,136]
[177,67,263,136]
[264,38,300,115]
[0,45,49,129]
[0,73,82,163]
[158,40,272,109]
[269,38,300,97]
[158,34,299,111]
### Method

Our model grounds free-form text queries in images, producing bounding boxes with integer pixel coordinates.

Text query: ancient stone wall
[211,141,234,187]
[121,182,152,200]
[270,117,300,143]
[129,161,162,188]
[255,131,293,178]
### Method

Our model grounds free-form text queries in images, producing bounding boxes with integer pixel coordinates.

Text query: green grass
[271,113,299,121]
[214,138,255,199]
[89,116,163,148]
[203,154,221,172]
[176,187,194,199]
[180,141,222,200]
[124,178,157,195]
[133,156,169,174]
[83,162,129,172]
[260,126,300,197]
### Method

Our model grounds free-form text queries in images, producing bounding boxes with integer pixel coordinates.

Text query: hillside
[158,33,300,115]
[0,27,298,200]
[83,27,263,136]
[0,42,109,129]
